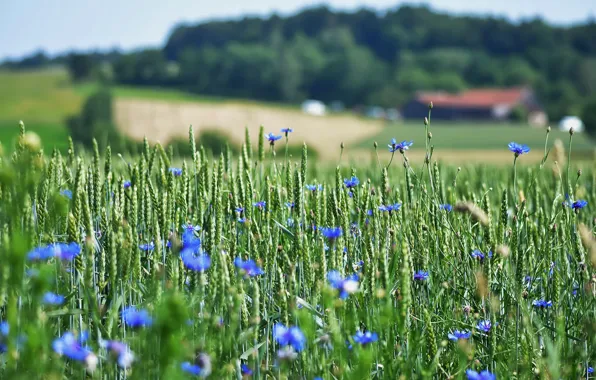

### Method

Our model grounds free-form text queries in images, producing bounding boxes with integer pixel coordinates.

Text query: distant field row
[0,69,593,160]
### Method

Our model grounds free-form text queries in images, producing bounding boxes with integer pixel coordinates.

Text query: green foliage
[582,96,596,139]
[510,105,528,123]
[66,89,121,150]
[66,53,95,82]
[168,129,238,157]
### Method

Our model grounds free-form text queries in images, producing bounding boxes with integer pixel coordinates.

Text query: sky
[1,0,594,60]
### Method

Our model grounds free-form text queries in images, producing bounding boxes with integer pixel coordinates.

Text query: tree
[581,96,596,139]
[67,53,95,82]
[66,89,122,149]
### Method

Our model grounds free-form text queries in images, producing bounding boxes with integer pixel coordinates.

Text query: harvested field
[114,98,384,159]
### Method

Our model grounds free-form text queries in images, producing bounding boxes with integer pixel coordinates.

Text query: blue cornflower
[43,292,65,306]
[182,230,201,250]
[253,201,266,209]
[413,270,429,281]
[532,300,553,308]
[305,184,322,191]
[440,204,453,212]
[273,323,306,352]
[183,223,201,232]
[327,270,359,299]
[60,189,73,199]
[100,340,135,368]
[378,203,401,212]
[352,331,378,346]
[235,206,244,213]
[56,242,82,260]
[181,353,212,377]
[571,200,588,210]
[508,142,530,156]
[471,249,492,261]
[238,217,246,224]
[343,176,360,189]
[448,330,471,341]
[466,369,496,380]
[169,167,183,176]
[139,242,155,251]
[27,245,56,261]
[320,227,342,240]
[367,209,373,216]
[0,322,8,353]
[266,133,282,145]
[287,218,295,227]
[588,367,594,374]
[52,332,96,364]
[476,320,492,333]
[122,307,153,328]
[123,181,131,189]
[234,257,264,277]
[524,275,532,283]
[27,243,81,261]
[181,249,211,272]
[241,364,253,376]
[285,202,295,208]
[388,139,413,153]
[281,128,293,136]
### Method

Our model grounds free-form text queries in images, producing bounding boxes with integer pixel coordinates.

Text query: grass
[74,82,300,110]
[0,120,69,152]
[0,124,593,378]
[0,69,82,152]
[0,68,82,122]
[363,121,595,152]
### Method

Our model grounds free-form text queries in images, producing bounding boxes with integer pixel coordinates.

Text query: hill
[0,69,593,162]
[4,6,596,124]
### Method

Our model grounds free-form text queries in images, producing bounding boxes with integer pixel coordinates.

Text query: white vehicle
[558,116,584,133]
[301,100,326,116]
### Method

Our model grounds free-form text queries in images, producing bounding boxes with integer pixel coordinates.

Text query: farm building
[402,87,546,125]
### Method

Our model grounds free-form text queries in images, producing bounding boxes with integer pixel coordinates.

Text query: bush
[581,96,596,139]
[509,105,528,123]
[167,130,239,157]
[66,89,123,150]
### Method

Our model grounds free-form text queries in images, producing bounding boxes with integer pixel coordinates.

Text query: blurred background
[1,0,595,162]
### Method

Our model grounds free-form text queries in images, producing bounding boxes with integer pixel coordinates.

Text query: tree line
[4,5,596,124]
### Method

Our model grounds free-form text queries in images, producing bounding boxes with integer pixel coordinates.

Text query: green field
[362,122,595,153]
[0,123,594,378]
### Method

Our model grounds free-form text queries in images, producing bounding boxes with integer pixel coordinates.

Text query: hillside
[0,69,593,162]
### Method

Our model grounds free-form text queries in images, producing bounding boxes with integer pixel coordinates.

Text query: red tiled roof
[416,87,528,108]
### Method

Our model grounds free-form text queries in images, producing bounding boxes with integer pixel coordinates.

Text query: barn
[402,87,546,125]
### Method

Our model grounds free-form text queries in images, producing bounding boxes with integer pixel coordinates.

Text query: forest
[4,5,596,121]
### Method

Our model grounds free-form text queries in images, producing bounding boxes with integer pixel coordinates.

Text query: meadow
[0,117,594,379]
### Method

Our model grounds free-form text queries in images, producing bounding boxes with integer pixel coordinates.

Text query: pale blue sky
[1,0,594,60]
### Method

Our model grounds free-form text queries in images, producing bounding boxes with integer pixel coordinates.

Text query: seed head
[22,131,41,152]
[424,117,429,126]
[454,202,489,226]
[374,141,378,149]
[428,132,432,140]
[569,127,574,136]
[428,101,433,109]
[547,125,551,133]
